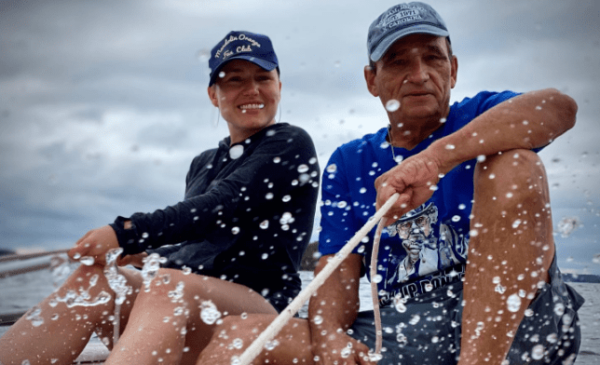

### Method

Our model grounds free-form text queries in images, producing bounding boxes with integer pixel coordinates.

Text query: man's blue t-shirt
[319,91,520,305]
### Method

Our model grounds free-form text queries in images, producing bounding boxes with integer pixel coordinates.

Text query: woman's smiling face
[208,60,281,144]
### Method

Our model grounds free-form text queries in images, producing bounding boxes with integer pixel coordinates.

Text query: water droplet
[495,284,506,294]
[297,164,309,173]
[264,339,279,351]
[232,338,244,349]
[25,306,44,327]
[445,144,455,150]
[313,315,323,325]
[359,187,367,194]
[512,219,522,229]
[196,49,210,62]
[229,145,244,159]
[265,192,274,200]
[337,201,347,208]
[326,164,337,173]
[219,71,226,78]
[553,302,565,316]
[73,253,81,260]
[340,347,352,358]
[477,155,486,162]
[282,195,291,202]
[546,333,557,343]
[507,294,521,312]
[200,300,221,325]
[80,256,95,266]
[451,215,461,222]
[531,344,545,360]
[385,99,400,112]
[261,253,269,260]
[231,227,240,235]
[273,157,281,163]
[299,173,310,185]
[260,220,269,229]
[409,314,420,325]
[372,274,383,283]
[394,295,407,313]
[556,216,580,238]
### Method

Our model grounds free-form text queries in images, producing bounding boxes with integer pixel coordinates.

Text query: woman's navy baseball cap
[208,30,279,86]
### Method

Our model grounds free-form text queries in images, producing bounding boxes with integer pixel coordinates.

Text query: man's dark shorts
[349,258,585,365]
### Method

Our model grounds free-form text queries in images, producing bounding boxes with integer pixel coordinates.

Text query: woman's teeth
[239,104,265,110]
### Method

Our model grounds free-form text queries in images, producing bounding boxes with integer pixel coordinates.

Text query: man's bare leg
[104,268,278,365]
[0,264,142,365]
[459,149,554,364]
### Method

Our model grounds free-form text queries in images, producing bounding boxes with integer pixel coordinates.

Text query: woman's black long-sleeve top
[110,123,319,311]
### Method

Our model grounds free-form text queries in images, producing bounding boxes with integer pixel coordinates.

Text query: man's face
[365,34,457,124]
[396,215,431,241]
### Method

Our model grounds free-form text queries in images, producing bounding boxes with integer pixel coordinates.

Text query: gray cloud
[1,0,599,273]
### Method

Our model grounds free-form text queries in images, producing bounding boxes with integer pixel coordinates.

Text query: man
[196,3,583,364]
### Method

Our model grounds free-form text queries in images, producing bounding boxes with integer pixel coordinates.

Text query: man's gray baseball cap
[367,2,450,62]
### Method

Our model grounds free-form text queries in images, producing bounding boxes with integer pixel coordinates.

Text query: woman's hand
[68,225,120,266]
[117,252,148,268]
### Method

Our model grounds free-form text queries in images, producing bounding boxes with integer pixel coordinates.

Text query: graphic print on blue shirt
[380,202,468,304]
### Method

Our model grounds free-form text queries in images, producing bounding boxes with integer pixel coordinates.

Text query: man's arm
[308,253,374,365]
[376,88,577,218]
[432,88,576,174]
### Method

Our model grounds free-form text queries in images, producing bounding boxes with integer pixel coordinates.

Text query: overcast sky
[1,0,599,274]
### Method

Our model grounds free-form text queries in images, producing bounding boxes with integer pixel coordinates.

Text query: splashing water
[200,300,222,325]
[50,255,71,288]
[104,248,131,344]
[141,253,168,292]
[556,216,580,238]
[25,306,44,327]
[80,256,95,266]
[169,281,185,303]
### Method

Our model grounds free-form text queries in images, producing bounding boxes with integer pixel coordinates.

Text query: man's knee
[474,149,549,205]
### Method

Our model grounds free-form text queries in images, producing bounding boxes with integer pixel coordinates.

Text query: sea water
[0,262,598,365]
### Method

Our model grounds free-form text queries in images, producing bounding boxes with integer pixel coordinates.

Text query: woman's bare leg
[0,264,142,365]
[104,268,278,365]
[196,315,315,365]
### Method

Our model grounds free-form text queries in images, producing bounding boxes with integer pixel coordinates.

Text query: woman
[0,30,319,365]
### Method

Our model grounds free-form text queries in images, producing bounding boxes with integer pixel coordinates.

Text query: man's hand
[68,225,120,266]
[375,152,441,224]
[311,331,375,365]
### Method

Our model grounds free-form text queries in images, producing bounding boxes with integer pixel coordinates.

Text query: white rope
[237,193,400,365]
[369,219,387,358]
